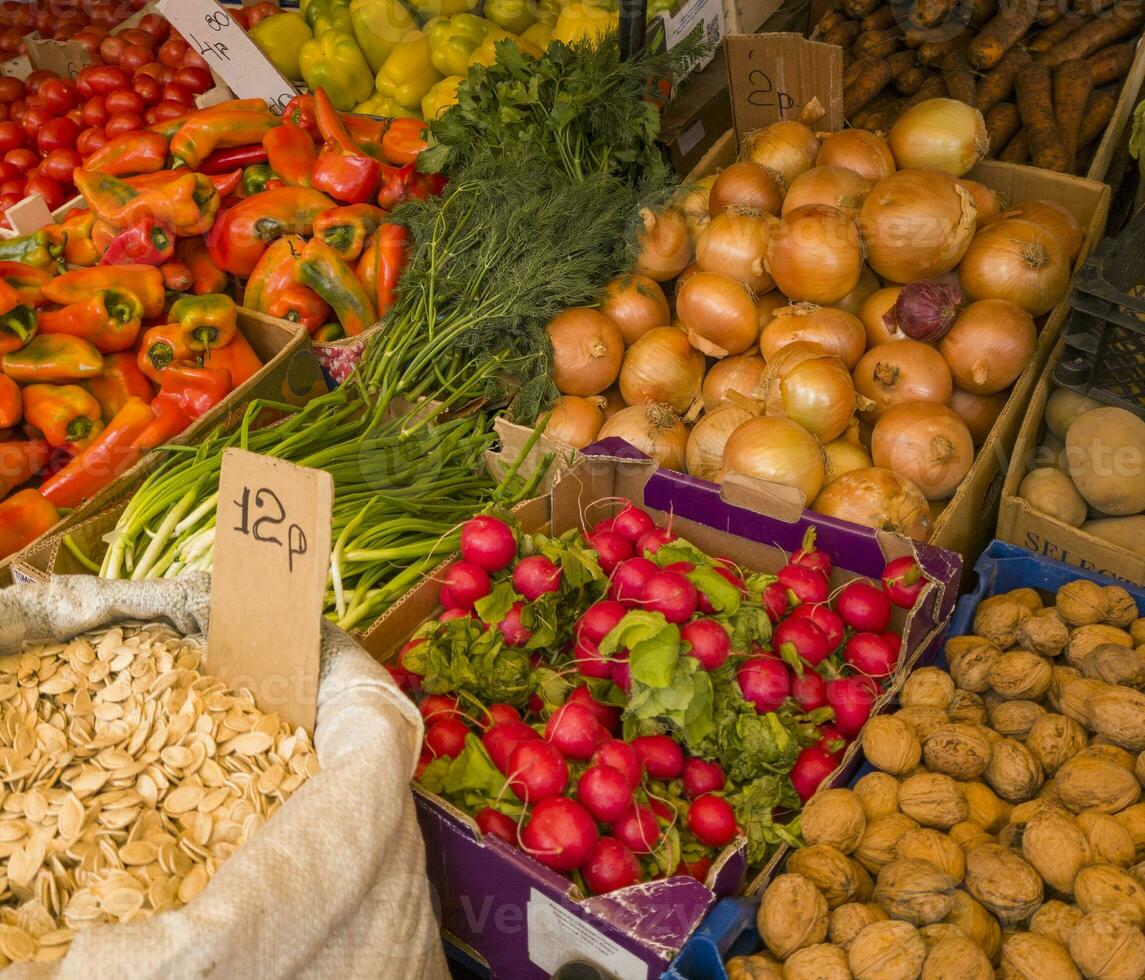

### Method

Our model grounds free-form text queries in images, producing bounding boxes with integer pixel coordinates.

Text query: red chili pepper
[311,87,381,205]
[283,94,317,138]
[100,214,175,267]
[131,395,191,451]
[198,144,270,175]
[207,168,244,198]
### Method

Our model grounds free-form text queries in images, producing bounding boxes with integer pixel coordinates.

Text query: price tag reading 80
[205,9,231,31]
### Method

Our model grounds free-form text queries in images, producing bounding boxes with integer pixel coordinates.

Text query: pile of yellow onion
[536,99,1082,542]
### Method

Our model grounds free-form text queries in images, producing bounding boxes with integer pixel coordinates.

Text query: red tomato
[0,161,14,184]
[73,31,104,58]
[80,96,108,128]
[0,179,21,197]
[37,117,79,154]
[86,66,129,95]
[20,105,54,139]
[0,193,21,212]
[119,45,153,73]
[52,24,81,41]
[104,111,142,138]
[152,100,185,122]
[143,107,157,125]
[3,148,38,174]
[25,71,55,98]
[98,35,126,65]
[136,13,169,42]
[38,78,77,115]
[7,101,24,128]
[105,89,144,115]
[245,2,281,27]
[23,174,64,211]
[131,74,161,106]
[134,62,172,85]
[0,76,24,103]
[75,126,108,157]
[180,48,209,71]
[65,107,84,127]
[0,28,20,55]
[158,37,187,68]
[118,28,153,48]
[161,83,191,106]
[40,147,79,185]
[172,67,211,95]
[0,104,8,123]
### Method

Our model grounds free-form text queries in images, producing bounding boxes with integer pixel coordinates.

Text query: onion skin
[949,387,1007,445]
[678,271,759,358]
[709,161,786,217]
[695,210,776,294]
[859,286,903,347]
[598,403,688,470]
[635,207,692,282]
[766,203,864,304]
[957,179,1002,228]
[721,415,826,504]
[619,326,705,415]
[760,303,866,369]
[686,405,754,480]
[871,401,975,500]
[938,298,1035,395]
[816,129,896,183]
[767,349,861,443]
[860,169,978,282]
[702,354,766,412]
[884,279,962,342]
[743,121,821,185]
[600,274,670,347]
[542,395,605,449]
[824,437,873,482]
[546,308,624,397]
[813,467,934,541]
[990,200,1083,263]
[758,291,788,334]
[888,98,989,177]
[958,218,1069,316]
[781,166,872,220]
[679,174,716,239]
[834,265,881,316]
[853,339,953,419]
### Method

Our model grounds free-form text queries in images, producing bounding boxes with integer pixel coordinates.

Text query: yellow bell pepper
[407,0,478,21]
[355,93,402,116]
[373,31,443,114]
[484,0,536,34]
[467,29,541,68]
[349,0,417,74]
[522,21,553,47]
[533,0,567,27]
[552,2,618,42]
[426,14,494,77]
[421,75,463,120]
[249,13,313,82]
[302,0,354,37]
[299,29,376,110]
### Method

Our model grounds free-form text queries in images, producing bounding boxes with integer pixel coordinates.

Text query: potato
[1019,467,1087,526]
[1045,387,1102,439]
[1086,517,1145,558]
[1065,407,1145,515]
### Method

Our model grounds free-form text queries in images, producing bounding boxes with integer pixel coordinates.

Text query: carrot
[943,47,979,103]
[1036,3,1145,67]
[910,0,955,28]
[969,0,999,25]
[975,47,1032,111]
[1086,42,1135,84]
[815,9,850,34]
[1016,62,1070,170]
[825,20,864,46]
[844,57,868,89]
[1078,87,1117,146]
[853,91,903,130]
[999,129,1030,161]
[843,0,883,18]
[1077,0,1116,14]
[861,5,899,29]
[985,101,1022,152]
[895,64,932,94]
[889,50,918,76]
[918,34,969,66]
[1036,0,1063,23]
[1029,11,1087,52]
[854,27,902,59]
[844,58,895,117]
[903,72,950,106]
[968,0,1039,69]
[1053,58,1093,172]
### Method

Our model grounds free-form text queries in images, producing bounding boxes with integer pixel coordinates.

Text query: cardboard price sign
[23,33,92,80]
[156,0,296,114]
[208,449,332,735]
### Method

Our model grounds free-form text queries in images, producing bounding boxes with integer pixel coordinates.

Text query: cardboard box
[359,441,962,980]
[659,50,733,177]
[1087,37,1145,182]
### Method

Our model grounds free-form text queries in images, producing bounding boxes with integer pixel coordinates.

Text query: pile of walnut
[728,578,1145,979]
[0,623,319,966]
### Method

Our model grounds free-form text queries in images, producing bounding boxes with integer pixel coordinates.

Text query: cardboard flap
[719,470,806,523]
[24,34,92,79]
[724,33,842,142]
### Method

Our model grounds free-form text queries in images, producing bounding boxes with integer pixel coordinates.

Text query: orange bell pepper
[131,395,191,452]
[0,262,51,308]
[83,352,155,419]
[207,187,335,276]
[154,363,231,421]
[169,294,238,351]
[297,238,376,337]
[0,440,51,496]
[382,117,428,166]
[169,108,281,169]
[22,384,104,451]
[159,258,194,292]
[2,336,104,384]
[0,373,20,427]
[267,284,330,333]
[137,324,197,383]
[51,209,101,268]
[263,124,317,187]
[0,305,37,357]
[82,131,169,177]
[38,291,143,354]
[176,238,229,296]
[0,489,59,559]
[203,331,262,388]
[42,266,165,318]
[242,235,303,314]
[356,223,408,319]
[313,203,387,262]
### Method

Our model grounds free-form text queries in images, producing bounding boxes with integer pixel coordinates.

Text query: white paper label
[526,890,648,980]
[156,0,295,114]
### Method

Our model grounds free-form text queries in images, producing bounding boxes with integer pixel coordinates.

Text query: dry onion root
[618,326,705,416]
[743,120,821,185]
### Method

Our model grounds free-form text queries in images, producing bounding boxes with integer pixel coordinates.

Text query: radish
[612,804,661,853]
[613,661,632,694]
[588,530,634,574]
[460,515,517,572]
[612,503,656,543]
[609,557,658,605]
[527,693,543,715]
[688,795,738,847]
[512,555,562,601]
[641,571,698,624]
[594,516,617,534]
[773,617,832,667]
[682,758,726,797]
[573,634,615,680]
[790,745,839,802]
[777,564,829,605]
[787,604,845,652]
[425,719,469,759]
[508,740,569,802]
[681,619,731,670]
[826,676,878,737]
[386,663,418,692]
[577,765,633,823]
[439,561,492,611]
[648,797,676,822]
[631,734,685,780]
[419,694,461,724]
[882,555,924,608]
[762,582,789,623]
[737,656,791,713]
[575,600,627,644]
[438,608,474,623]
[790,527,832,578]
[665,560,696,574]
[568,685,621,734]
[521,797,598,871]
[792,670,828,712]
[544,702,603,760]
[843,632,899,679]
[592,739,644,788]
[483,720,541,773]
[583,837,642,894]
[836,580,893,633]
[485,703,522,728]
[415,752,432,779]
[816,722,847,758]
[677,855,712,882]
[476,807,518,845]
[636,526,676,555]
[498,602,533,647]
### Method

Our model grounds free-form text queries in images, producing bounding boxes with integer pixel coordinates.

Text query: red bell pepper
[381,117,428,166]
[203,331,262,388]
[154,363,231,421]
[263,124,317,187]
[283,94,317,138]
[137,324,198,383]
[0,439,50,496]
[132,395,191,452]
[0,489,59,559]
[99,214,175,267]
[357,223,409,319]
[268,284,330,333]
[311,87,381,205]
[83,352,155,419]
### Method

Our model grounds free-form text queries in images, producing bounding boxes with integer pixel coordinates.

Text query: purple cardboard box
[367,442,963,979]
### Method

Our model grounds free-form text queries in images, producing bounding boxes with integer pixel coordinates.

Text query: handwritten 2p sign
[156,0,296,114]
[208,449,332,735]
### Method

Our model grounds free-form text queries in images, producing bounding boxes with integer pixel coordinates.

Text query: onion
[782,166,872,220]
[709,162,786,218]
[600,274,670,347]
[619,326,706,415]
[679,174,717,239]
[759,303,866,368]
[991,200,1083,263]
[816,129,896,182]
[860,169,977,282]
[702,354,767,412]
[677,262,702,287]
[677,271,759,358]
[887,98,989,176]
[766,204,863,304]
[824,437,873,481]
[761,343,864,442]
[695,210,776,294]
[853,339,953,419]
[938,298,1034,394]
[957,179,1002,227]
[598,403,688,469]
[813,467,933,540]
[635,207,692,282]
[542,395,605,449]
[859,287,903,346]
[758,291,788,333]
[743,120,820,185]
[884,279,962,342]
[959,218,1069,316]
[600,385,626,420]
[721,416,826,503]
[949,386,1007,445]
[834,265,880,316]
[871,401,975,500]
[686,405,754,479]
[547,308,624,396]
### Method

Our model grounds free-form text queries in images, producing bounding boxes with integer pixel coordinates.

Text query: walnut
[943,888,1002,961]
[1069,910,1145,980]
[873,858,955,925]
[900,668,955,710]
[801,789,867,855]
[854,813,921,875]
[894,706,949,741]
[1073,863,1145,927]
[854,772,900,821]
[898,773,969,829]
[827,902,887,948]
[963,781,1011,833]
[922,935,993,980]
[787,845,870,909]
[1066,624,1135,669]
[1056,580,1108,626]
[1026,713,1089,776]
[847,920,927,980]
[1083,643,1145,688]
[895,828,965,883]
[989,700,1046,741]
[1021,807,1093,895]
[1078,811,1136,867]
[1056,755,1142,814]
[758,873,828,960]
[964,843,1044,925]
[921,724,993,781]
[1102,586,1139,628]
[974,595,1031,648]
[945,636,1001,693]
[1009,587,1044,612]
[1029,899,1085,947]
[862,716,921,777]
[782,944,851,980]
[949,821,995,854]
[984,737,1044,803]
[987,651,1053,701]
[946,689,987,725]
[1015,611,1070,658]
[999,931,1081,980]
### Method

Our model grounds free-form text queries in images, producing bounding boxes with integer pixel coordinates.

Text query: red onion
[883,279,962,342]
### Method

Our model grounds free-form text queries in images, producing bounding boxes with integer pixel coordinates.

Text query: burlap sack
[0,574,448,979]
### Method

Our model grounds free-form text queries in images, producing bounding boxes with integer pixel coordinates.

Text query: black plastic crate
[1054,205,1145,421]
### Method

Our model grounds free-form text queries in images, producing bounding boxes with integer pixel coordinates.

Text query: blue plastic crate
[662,898,760,979]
